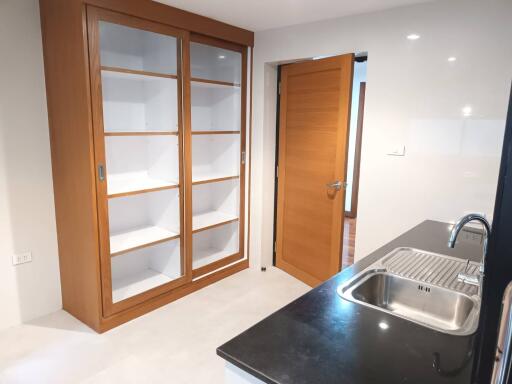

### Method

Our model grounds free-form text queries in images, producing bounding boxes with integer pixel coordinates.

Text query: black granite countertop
[217,220,484,384]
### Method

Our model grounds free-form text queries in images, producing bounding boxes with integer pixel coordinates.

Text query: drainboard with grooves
[381,248,479,296]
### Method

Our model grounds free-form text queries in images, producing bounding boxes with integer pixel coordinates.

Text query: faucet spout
[448,213,491,283]
[448,213,490,248]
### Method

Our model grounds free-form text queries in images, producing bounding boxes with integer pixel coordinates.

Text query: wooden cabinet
[40,0,252,332]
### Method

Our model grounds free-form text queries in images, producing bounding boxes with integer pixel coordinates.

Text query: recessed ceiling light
[462,105,473,117]
[407,34,421,40]
[378,322,389,330]
[218,55,226,59]
[448,57,457,62]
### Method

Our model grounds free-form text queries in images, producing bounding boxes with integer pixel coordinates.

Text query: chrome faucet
[448,213,491,290]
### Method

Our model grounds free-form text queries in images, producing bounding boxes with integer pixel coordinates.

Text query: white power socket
[13,251,32,266]
[387,145,406,156]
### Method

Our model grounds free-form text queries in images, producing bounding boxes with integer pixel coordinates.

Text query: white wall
[0,0,61,330]
[250,0,512,268]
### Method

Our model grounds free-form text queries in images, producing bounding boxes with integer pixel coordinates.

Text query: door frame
[272,55,354,286]
[345,81,366,218]
[272,66,283,266]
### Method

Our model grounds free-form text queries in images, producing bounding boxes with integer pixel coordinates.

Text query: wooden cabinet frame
[40,0,252,332]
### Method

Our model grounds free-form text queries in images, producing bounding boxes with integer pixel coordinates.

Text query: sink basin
[338,248,481,335]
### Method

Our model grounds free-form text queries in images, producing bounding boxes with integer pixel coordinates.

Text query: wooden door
[276,55,354,286]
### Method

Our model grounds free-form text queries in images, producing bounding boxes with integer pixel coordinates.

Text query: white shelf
[110,226,179,255]
[191,130,240,134]
[193,210,238,232]
[192,172,238,185]
[104,130,179,136]
[108,172,178,196]
[191,79,240,89]
[112,269,173,303]
[192,247,237,270]
[102,69,172,82]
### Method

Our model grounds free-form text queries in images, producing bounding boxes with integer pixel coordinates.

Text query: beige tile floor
[0,267,309,384]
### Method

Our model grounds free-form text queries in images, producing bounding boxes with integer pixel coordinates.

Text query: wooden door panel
[276,55,354,286]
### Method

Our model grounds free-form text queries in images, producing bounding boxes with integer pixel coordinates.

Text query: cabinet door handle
[98,165,105,182]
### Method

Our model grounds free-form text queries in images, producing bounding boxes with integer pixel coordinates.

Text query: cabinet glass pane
[190,41,243,274]
[101,71,178,133]
[105,135,179,196]
[99,21,177,75]
[98,21,182,303]
[193,222,239,270]
[190,42,241,84]
[192,179,239,233]
[192,135,240,183]
[111,239,182,303]
[109,189,182,303]
[108,189,180,256]
[191,83,241,132]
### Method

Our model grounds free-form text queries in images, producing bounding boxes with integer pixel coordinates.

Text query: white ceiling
[155,0,435,31]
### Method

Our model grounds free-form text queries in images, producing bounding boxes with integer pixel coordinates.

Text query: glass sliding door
[88,8,188,314]
[189,37,246,277]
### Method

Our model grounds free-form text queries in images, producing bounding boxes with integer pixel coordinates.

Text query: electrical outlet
[13,251,32,266]
[387,145,406,156]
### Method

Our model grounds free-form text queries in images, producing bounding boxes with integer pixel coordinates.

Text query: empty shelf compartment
[105,135,180,196]
[111,240,182,303]
[193,222,239,270]
[108,188,181,256]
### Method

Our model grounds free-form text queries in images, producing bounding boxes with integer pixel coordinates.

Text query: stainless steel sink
[337,248,481,335]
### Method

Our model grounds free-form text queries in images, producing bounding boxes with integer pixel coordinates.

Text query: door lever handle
[326,180,347,191]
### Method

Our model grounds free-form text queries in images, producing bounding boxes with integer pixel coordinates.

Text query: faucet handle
[478,259,485,275]
[464,259,471,273]
[463,259,482,275]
